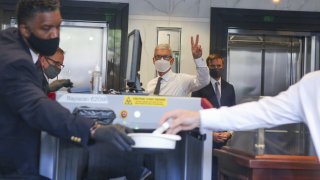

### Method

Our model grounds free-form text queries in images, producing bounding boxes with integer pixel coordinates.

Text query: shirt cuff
[194,57,207,67]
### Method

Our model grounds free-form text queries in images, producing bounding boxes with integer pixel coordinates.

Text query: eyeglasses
[154,55,172,61]
[45,57,64,69]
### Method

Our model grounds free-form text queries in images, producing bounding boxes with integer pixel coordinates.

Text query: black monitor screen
[125,29,142,92]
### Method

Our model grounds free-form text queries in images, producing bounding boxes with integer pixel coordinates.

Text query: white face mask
[154,58,171,72]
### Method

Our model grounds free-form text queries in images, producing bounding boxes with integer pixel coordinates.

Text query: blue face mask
[44,64,61,79]
[27,33,59,56]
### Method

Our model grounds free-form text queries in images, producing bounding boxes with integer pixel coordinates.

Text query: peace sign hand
[191,34,202,59]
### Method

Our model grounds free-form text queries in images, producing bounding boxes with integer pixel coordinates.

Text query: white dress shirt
[200,71,320,158]
[146,57,210,97]
[29,49,38,64]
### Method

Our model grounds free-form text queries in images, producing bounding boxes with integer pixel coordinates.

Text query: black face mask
[27,33,59,56]
[210,69,223,79]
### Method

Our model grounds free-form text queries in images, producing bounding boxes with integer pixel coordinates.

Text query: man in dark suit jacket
[192,54,235,180]
[192,79,235,109]
[0,1,134,179]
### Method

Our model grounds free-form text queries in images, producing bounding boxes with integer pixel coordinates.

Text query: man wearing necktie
[192,54,235,180]
[146,35,210,96]
[192,54,235,108]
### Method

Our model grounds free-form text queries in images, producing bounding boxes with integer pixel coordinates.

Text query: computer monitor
[125,29,143,92]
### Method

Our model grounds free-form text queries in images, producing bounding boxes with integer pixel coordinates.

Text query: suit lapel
[205,82,220,108]
[35,60,49,94]
[220,80,226,97]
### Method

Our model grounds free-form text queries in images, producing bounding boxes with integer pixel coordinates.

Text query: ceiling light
[272,0,281,4]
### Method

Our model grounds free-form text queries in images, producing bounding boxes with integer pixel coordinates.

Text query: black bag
[72,106,116,125]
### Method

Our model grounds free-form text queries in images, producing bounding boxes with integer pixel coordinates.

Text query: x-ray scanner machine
[40,93,212,180]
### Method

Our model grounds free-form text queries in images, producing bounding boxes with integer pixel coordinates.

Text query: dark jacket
[192,79,235,108]
[0,28,94,177]
[192,79,235,148]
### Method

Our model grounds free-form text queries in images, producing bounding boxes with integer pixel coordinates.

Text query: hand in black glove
[93,124,135,151]
[49,79,73,92]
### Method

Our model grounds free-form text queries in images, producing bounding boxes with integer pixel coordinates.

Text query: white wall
[80,0,320,88]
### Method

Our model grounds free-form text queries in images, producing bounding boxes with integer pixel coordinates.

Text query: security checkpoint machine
[40,93,212,180]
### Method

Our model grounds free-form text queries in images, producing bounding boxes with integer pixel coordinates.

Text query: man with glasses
[192,54,235,180]
[37,47,73,93]
[146,35,210,96]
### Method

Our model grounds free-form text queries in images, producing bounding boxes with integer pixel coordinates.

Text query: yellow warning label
[123,96,167,107]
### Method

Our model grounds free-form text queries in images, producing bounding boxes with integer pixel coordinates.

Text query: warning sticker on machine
[123,96,167,107]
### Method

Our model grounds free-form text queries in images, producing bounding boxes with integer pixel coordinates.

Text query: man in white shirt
[159,71,320,159]
[146,35,210,96]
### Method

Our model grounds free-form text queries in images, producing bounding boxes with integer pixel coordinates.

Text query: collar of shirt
[29,48,39,64]
[30,49,49,81]
[210,77,221,85]
[160,69,174,82]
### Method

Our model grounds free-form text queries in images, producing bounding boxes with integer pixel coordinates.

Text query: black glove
[49,79,73,92]
[94,124,135,151]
